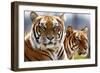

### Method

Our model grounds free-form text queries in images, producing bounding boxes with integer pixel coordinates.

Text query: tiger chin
[24,11,67,61]
[64,26,89,60]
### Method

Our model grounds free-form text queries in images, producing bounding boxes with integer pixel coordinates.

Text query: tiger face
[74,28,89,56]
[64,26,89,59]
[30,12,64,50]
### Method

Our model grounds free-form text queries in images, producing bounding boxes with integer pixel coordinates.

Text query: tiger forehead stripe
[33,16,45,28]
[54,16,64,28]
[52,17,59,27]
[32,17,41,27]
[43,16,54,28]
[39,17,46,27]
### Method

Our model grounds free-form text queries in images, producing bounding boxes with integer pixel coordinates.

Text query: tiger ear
[66,26,73,37]
[59,13,65,20]
[30,11,38,21]
[81,26,88,33]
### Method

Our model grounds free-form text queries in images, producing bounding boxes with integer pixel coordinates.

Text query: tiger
[64,26,89,59]
[24,11,67,61]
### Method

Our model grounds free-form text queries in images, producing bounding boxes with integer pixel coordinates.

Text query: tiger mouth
[43,42,56,46]
[48,41,53,44]
[78,49,87,55]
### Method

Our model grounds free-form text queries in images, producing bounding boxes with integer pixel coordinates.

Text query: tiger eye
[40,23,44,26]
[39,26,45,33]
[54,26,61,32]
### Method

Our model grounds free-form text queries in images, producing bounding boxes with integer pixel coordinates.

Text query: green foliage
[74,53,87,59]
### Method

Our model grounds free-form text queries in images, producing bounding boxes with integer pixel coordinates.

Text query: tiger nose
[47,36,54,40]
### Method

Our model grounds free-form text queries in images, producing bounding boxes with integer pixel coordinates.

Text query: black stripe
[71,44,78,51]
[33,29,40,44]
[47,49,54,56]
[69,34,77,50]
[57,47,62,57]
[68,35,73,51]
[58,33,60,38]
[59,30,63,42]
[66,48,70,56]
[58,49,64,59]
[25,41,31,50]
[65,47,71,59]
[69,39,72,50]
[25,54,31,61]
[41,50,54,60]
